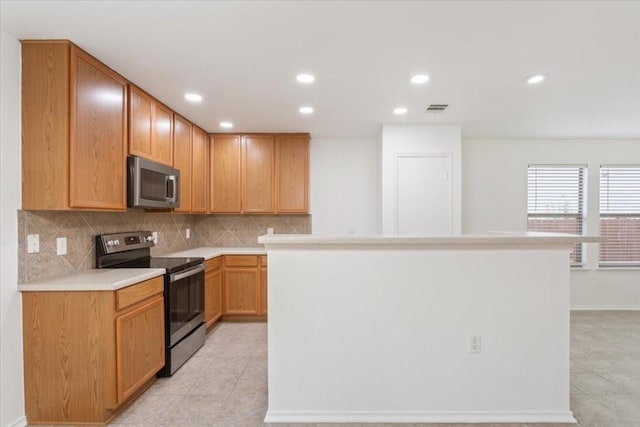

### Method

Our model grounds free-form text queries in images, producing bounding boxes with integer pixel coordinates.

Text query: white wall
[381,125,462,235]
[463,139,640,309]
[0,31,26,427]
[310,138,379,234]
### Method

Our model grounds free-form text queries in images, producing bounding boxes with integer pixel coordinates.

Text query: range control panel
[96,231,154,255]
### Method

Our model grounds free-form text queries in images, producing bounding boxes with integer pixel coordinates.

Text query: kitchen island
[258,232,600,424]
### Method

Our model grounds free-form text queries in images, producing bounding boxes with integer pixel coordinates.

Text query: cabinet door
[243,135,275,213]
[223,269,259,315]
[276,134,309,213]
[173,115,192,213]
[128,85,153,159]
[152,103,173,166]
[191,127,208,213]
[210,135,242,213]
[205,268,222,327]
[115,295,165,403]
[70,47,127,210]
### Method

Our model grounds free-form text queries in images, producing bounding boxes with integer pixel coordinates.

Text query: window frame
[527,164,587,267]
[598,164,640,268]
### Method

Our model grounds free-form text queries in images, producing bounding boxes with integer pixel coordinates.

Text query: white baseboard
[6,415,27,427]
[572,306,640,310]
[264,410,577,424]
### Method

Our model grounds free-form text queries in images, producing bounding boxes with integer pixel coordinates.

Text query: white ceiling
[1,0,639,139]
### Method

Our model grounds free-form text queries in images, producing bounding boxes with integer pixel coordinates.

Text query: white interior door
[396,154,451,235]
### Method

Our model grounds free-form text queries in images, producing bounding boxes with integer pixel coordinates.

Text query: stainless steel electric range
[96,230,205,376]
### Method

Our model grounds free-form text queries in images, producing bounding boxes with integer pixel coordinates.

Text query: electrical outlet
[152,231,158,244]
[186,228,191,239]
[56,237,67,255]
[470,335,482,354]
[267,227,274,235]
[27,234,39,253]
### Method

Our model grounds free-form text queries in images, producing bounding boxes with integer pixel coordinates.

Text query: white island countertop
[258,231,602,247]
[18,268,166,292]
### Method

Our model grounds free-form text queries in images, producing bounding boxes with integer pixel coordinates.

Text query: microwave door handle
[165,175,177,202]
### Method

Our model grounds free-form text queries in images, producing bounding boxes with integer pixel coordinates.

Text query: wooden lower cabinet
[224,268,260,315]
[22,276,165,424]
[115,295,165,403]
[220,255,267,320]
[204,257,223,328]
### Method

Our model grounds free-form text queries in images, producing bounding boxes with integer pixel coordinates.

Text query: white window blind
[599,166,640,267]
[527,165,586,266]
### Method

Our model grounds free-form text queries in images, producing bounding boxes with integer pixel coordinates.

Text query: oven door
[167,264,205,346]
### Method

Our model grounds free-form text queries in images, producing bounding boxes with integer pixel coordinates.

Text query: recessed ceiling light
[296,74,315,83]
[184,93,203,102]
[526,74,547,85]
[410,74,430,84]
[219,121,233,129]
[299,106,314,114]
[393,107,408,115]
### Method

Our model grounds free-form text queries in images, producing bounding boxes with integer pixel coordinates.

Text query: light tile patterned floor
[106,311,640,427]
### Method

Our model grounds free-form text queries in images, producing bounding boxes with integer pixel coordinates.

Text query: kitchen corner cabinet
[276,134,309,213]
[21,40,128,211]
[222,255,267,319]
[173,115,192,212]
[204,257,223,328]
[22,276,165,424]
[128,85,174,166]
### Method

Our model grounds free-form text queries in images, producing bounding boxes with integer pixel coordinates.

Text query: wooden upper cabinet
[242,135,275,213]
[275,134,309,213]
[129,87,152,159]
[191,126,208,213]
[152,103,173,165]
[128,85,173,166]
[22,41,127,211]
[210,135,242,213]
[173,115,192,213]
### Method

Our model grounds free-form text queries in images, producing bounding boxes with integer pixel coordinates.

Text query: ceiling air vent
[425,104,448,113]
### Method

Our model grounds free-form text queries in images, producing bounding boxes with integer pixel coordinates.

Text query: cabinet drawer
[259,256,267,267]
[225,255,258,267]
[206,256,223,271]
[116,276,164,311]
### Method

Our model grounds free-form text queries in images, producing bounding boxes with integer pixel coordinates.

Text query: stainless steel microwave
[127,155,180,209]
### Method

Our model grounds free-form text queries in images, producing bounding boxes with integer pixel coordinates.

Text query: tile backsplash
[18,210,310,283]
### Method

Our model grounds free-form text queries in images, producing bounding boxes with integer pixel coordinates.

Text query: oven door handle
[170,264,205,282]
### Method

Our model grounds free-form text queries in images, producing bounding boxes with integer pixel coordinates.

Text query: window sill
[596,267,640,272]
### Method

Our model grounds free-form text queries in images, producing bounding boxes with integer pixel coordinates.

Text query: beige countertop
[18,268,166,292]
[165,246,266,259]
[18,247,266,291]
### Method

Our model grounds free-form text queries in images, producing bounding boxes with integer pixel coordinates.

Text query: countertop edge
[258,233,603,247]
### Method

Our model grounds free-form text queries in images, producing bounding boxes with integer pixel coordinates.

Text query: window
[599,166,640,267]
[527,165,586,266]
